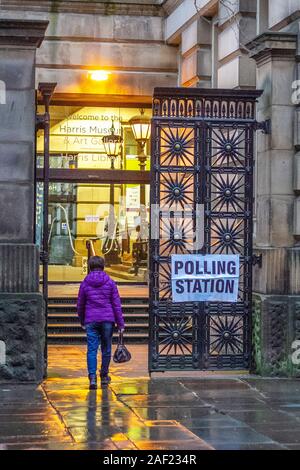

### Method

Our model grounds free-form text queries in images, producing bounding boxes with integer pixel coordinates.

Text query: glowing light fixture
[129,109,151,230]
[128,108,151,174]
[129,108,151,146]
[102,121,123,169]
[88,70,110,81]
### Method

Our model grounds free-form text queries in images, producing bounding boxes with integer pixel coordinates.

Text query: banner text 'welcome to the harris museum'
[171,254,240,303]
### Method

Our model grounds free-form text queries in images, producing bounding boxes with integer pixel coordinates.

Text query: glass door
[36,104,151,284]
[36,182,150,283]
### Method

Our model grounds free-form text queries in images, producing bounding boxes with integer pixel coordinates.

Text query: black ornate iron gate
[149,88,265,372]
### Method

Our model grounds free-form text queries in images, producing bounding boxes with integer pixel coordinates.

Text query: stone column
[180,18,212,87]
[218,0,257,89]
[0,20,48,382]
[247,32,300,377]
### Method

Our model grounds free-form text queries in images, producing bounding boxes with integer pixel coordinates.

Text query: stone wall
[217,0,257,89]
[0,1,178,100]
[248,31,300,377]
[0,294,45,381]
[0,20,47,383]
[252,294,300,377]
[1,2,300,379]
[165,0,257,88]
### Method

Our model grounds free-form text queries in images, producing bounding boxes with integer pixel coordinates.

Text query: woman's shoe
[89,374,97,390]
[100,375,111,387]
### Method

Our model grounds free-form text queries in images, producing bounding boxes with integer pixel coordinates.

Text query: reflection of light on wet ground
[0,383,73,449]
[4,345,300,449]
[39,345,212,449]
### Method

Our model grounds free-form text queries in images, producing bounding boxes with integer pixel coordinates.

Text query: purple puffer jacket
[77,270,125,329]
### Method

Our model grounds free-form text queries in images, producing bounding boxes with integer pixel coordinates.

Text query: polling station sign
[171,254,240,303]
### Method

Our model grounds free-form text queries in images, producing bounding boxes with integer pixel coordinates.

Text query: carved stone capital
[247,32,297,66]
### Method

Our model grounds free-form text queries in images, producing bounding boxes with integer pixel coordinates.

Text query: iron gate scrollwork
[149,88,263,372]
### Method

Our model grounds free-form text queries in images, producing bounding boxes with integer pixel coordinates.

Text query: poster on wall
[85,215,100,223]
[171,254,240,303]
[126,186,140,226]
[126,186,140,209]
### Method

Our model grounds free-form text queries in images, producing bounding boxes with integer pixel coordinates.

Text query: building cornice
[247,32,297,66]
[0,0,164,17]
[0,19,48,47]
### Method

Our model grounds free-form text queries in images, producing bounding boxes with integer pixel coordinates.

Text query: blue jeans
[86,321,114,377]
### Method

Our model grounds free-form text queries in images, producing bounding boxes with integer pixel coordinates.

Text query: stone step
[48,332,148,344]
[105,267,137,281]
[48,297,149,306]
[48,303,149,311]
[47,296,149,344]
[48,323,148,331]
[48,313,149,324]
[106,263,133,273]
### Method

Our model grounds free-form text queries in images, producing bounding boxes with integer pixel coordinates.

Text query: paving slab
[134,439,213,450]
[130,406,213,421]
[210,443,288,450]
[1,345,300,450]
[190,426,275,447]
[257,430,300,445]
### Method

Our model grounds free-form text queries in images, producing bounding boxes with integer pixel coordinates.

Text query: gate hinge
[36,113,46,130]
[254,119,271,134]
[40,251,49,264]
[36,112,50,130]
[252,253,262,268]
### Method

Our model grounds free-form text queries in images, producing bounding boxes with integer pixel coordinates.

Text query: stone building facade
[166,0,300,375]
[0,0,300,380]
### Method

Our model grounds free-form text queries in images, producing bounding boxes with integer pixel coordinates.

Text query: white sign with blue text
[171,254,240,303]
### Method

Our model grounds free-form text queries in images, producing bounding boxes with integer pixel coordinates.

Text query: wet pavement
[1,345,300,450]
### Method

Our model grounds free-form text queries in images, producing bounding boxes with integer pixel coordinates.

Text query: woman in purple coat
[77,256,125,389]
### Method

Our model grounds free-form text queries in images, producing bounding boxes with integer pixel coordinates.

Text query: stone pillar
[256,0,269,35]
[218,0,257,89]
[0,20,48,382]
[180,18,212,87]
[247,32,300,377]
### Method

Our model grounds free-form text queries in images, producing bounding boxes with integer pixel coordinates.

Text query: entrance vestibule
[36,105,152,284]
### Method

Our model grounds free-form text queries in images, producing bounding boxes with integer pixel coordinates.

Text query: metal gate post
[36,83,56,375]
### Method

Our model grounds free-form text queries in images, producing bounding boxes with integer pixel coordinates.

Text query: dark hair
[88,256,105,272]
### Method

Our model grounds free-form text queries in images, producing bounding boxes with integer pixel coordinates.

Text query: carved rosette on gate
[149,87,263,371]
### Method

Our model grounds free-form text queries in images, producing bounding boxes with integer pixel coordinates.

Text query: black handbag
[113,332,131,363]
